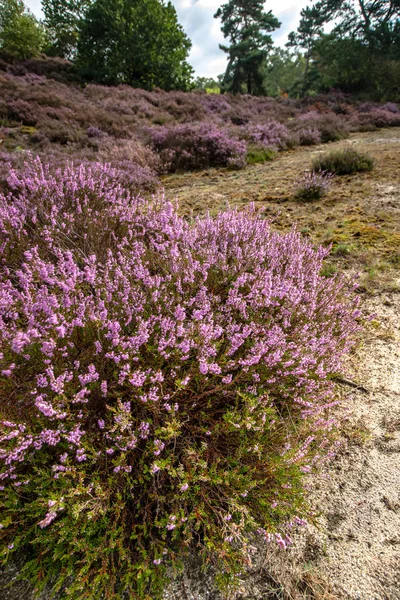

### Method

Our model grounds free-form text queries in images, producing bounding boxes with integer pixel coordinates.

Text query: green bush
[312,148,374,176]
[246,145,276,164]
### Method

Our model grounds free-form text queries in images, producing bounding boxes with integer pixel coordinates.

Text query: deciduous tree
[43,0,92,60]
[77,0,193,90]
[0,0,47,58]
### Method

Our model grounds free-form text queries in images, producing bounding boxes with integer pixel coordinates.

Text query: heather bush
[96,137,161,175]
[293,111,349,143]
[313,148,374,176]
[0,63,398,176]
[295,171,333,201]
[108,161,159,193]
[243,121,293,151]
[0,157,361,599]
[357,108,400,128]
[87,125,106,139]
[297,127,322,146]
[145,123,247,172]
[381,102,400,113]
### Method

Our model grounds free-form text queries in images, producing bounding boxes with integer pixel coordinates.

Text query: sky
[25,0,310,78]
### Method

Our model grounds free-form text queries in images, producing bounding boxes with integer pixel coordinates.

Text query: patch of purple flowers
[295,170,333,201]
[145,123,247,172]
[0,156,361,598]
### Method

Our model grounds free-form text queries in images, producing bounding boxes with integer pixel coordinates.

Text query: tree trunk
[247,72,252,95]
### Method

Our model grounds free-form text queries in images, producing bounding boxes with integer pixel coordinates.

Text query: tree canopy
[77,0,193,90]
[287,0,400,98]
[43,0,92,60]
[214,0,281,95]
[0,0,47,58]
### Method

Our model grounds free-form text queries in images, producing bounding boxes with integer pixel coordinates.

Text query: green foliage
[193,76,220,93]
[287,0,400,99]
[316,0,400,47]
[246,144,276,164]
[0,0,47,58]
[315,33,400,100]
[77,0,193,90]
[1,396,311,599]
[263,48,306,97]
[313,148,374,175]
[214,0,281,95]
[43,0,92,60]
[286,5,325,94]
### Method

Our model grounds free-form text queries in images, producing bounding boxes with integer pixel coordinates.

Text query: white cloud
[25,0,43,17]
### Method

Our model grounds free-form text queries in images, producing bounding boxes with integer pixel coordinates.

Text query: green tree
[315,0,400,98]
[286,4,325,90]
[193,76,220,93]
[316,0,400,47]
[77,0,193,90]
[263,48,306,97]
[43,0,92,59]
[0,0,47,58]
[287,0,400,99]
[214,0,280,95]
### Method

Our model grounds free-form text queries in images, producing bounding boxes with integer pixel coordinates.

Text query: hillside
[1,56,400,188]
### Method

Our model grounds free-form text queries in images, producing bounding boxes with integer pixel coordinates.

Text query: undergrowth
[312,148,374,176]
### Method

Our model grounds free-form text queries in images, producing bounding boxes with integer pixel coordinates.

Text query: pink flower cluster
[243,121,293,150]
[0,157,360,554]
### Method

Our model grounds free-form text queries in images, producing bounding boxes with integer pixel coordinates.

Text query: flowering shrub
[145,123,247,172]
[293,111,349,143]
[87,125,106,138]
[356,108,400,128]
[243,121,293,150]
[0,151,159,197]
[295,171,333,201]
[0,63,398,177]
[297,127,322,146]
[381,102,399,113]
[0,157,360,599]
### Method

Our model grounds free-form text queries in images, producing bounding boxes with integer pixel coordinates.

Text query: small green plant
[294,171,332,201]
[320,263,338,278]
[312,148,373,176]
[246,145,276,164]
[331,243,352,257]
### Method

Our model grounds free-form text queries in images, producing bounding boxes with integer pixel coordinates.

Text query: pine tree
[287,5,324,83]
[214,0,280,95]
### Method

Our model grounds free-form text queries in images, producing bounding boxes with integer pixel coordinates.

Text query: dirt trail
[163,128,400,600]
